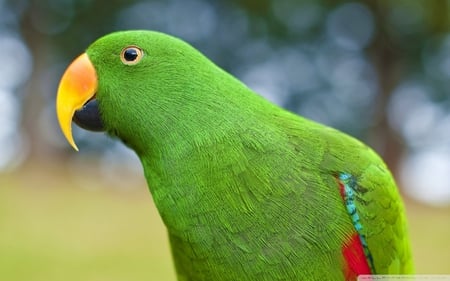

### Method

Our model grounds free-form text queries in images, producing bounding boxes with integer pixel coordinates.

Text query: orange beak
[56,53,98,151]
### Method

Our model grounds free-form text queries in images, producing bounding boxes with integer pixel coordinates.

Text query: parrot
[55,30,414,280]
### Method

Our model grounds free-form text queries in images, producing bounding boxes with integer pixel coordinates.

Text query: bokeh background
[1,0,449,280]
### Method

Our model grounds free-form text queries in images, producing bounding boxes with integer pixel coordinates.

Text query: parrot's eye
[121,46,143,65]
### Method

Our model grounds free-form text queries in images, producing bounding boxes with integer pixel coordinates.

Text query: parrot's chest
[141,143,359,280]
[166,211,349,281]
[150,178,350,280]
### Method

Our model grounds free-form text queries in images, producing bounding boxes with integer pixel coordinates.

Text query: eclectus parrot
[56,30,414,280]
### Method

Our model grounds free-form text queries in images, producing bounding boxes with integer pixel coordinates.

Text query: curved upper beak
[56,53,98,151]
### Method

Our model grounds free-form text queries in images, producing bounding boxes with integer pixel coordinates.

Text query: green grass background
[0,163,449,280]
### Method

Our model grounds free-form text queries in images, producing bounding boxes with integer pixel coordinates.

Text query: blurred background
[0,0,449,280]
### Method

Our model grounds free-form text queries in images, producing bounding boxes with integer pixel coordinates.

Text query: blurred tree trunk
[20,3,67,164]
[366,0,449,181]
[366,1,405,177]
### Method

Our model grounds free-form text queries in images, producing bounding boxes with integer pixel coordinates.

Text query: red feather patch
[342,233,372,280]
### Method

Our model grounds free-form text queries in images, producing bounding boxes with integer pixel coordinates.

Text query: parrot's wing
[315,124,414,275]
[351,163,414,274]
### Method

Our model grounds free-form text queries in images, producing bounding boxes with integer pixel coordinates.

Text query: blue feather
[339,172,376,273]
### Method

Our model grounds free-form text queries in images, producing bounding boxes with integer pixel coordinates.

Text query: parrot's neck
[128,73,287,161]
[137,92,300,233]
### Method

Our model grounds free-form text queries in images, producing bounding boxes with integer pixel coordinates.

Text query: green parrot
[56,30,413,280]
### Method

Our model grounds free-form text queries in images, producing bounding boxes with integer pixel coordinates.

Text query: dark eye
[120,46,143,65]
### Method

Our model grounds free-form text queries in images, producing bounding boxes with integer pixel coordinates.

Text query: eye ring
[120,46,143,65]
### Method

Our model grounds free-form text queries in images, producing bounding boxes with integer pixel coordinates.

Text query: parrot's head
[56,30,229,152]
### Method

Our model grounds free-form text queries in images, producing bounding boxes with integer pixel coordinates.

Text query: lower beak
[56,53,98,151]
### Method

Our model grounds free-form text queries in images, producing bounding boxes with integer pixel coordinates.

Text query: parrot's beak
[56,53,98,151]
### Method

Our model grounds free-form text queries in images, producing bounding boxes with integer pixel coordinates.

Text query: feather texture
[80,31,413,280]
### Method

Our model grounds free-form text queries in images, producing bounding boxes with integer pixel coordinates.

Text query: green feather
[84,30,413,280]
